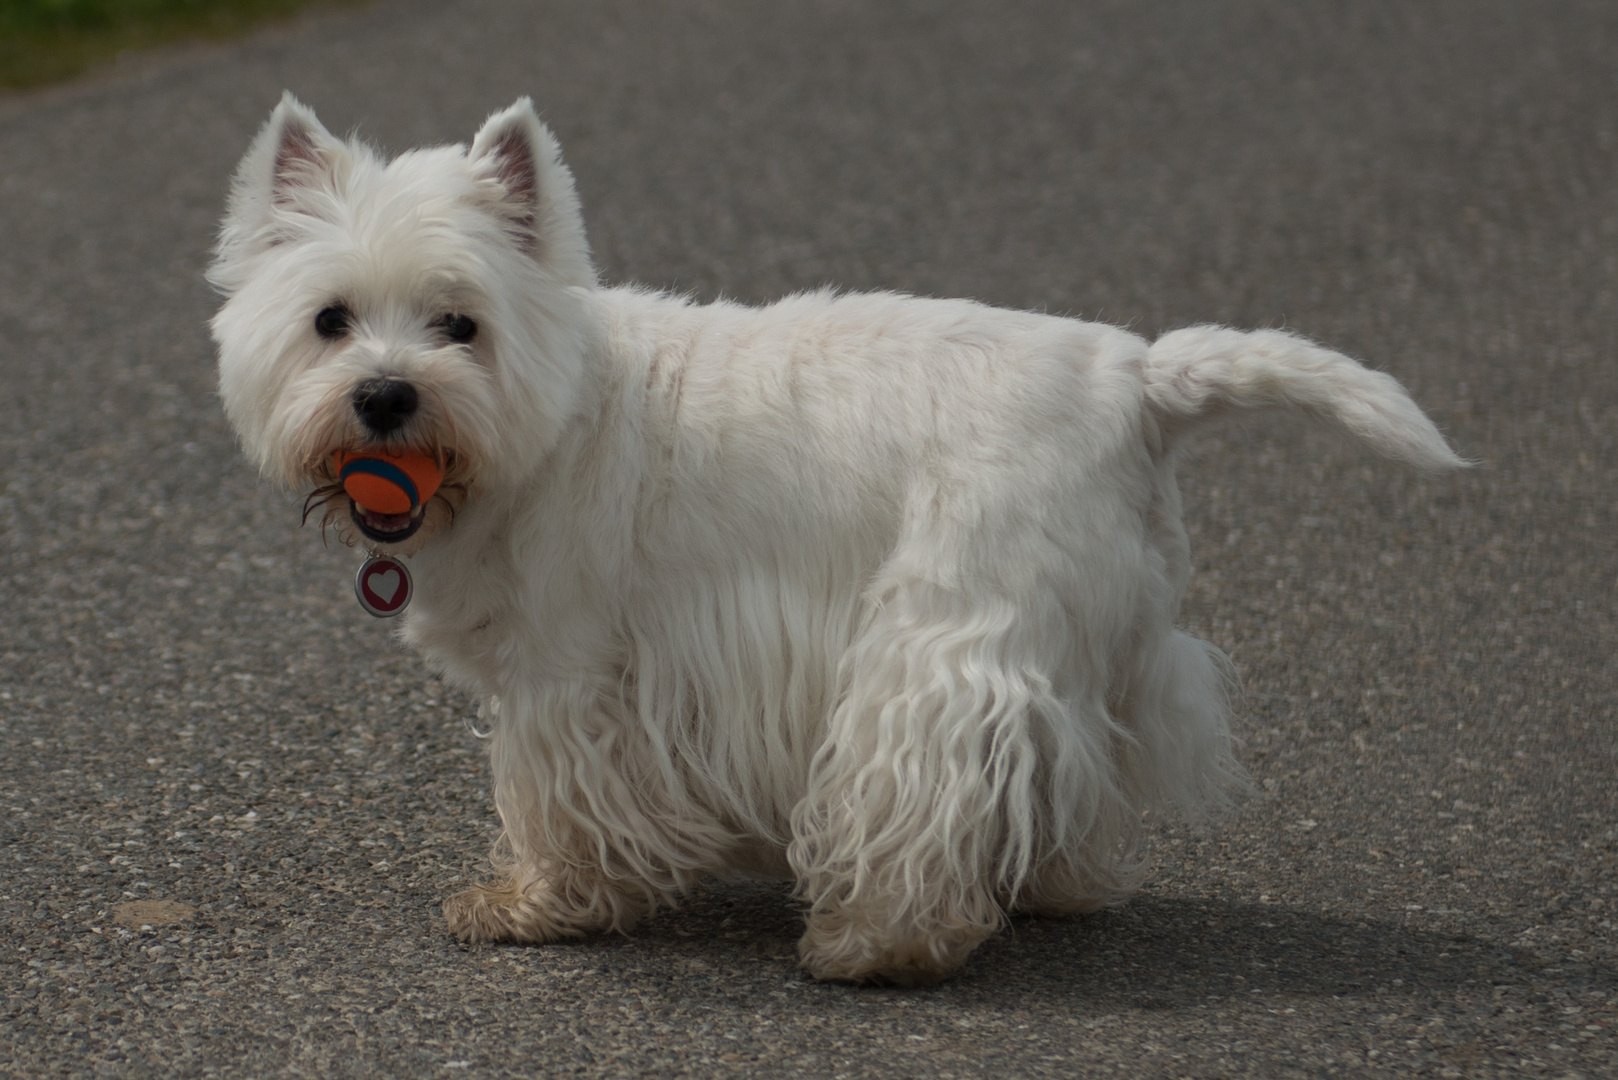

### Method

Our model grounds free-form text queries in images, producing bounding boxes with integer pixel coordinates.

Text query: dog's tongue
[358,504,415,535]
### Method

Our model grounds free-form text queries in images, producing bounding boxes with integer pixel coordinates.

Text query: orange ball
[334,449,444,515]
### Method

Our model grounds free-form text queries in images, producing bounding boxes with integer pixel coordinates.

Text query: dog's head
[209,93,594,553]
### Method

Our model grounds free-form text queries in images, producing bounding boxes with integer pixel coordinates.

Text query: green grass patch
[0,0,355,90]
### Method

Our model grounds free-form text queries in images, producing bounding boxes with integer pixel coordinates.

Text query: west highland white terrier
[209,94,1465,985]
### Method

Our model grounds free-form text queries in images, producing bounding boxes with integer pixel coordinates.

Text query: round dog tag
[354,555,412,618]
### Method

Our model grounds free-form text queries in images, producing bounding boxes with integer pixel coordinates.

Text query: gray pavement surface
[1,0,1615,1075]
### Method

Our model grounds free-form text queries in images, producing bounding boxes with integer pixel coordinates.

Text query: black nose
[352,378,418,435]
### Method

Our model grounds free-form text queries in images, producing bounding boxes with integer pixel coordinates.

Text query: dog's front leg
[442,687,677,946]
[443,857,653,946]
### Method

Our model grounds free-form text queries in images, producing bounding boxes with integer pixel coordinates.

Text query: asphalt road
[1,1,1615,1076]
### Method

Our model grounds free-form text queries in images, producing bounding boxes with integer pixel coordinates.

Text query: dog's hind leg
[1004,626,1236,921]
[1010,847,1130,918]
[788,582,1071,985]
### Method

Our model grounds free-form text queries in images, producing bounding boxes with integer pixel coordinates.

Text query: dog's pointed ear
[233,92,345,210]
[260,92,345,203]
[468,99,594,286]
[210,93,347,292]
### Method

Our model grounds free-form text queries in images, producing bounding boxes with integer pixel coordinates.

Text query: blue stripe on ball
[339,457,421,510]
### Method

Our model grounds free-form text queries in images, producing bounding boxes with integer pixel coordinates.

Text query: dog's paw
[797,910,987,986]
[799,942,952,987]
[443,878,582,946]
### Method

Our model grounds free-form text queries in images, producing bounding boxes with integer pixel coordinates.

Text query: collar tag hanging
[355,554,412,618]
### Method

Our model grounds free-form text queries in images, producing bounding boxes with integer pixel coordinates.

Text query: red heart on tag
[355,556,412,617]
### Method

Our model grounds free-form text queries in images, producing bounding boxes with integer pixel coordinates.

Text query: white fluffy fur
[210,95,1466,985]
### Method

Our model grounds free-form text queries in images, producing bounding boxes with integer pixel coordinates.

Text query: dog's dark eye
[442,314,477,344]
[314,306,350,339]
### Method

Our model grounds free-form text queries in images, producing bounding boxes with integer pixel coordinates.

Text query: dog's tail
[1142,326,1469,470]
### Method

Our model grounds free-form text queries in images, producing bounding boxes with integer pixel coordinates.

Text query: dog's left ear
[469,99,594,287]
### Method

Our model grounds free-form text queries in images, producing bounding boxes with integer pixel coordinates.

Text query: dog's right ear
[209,93,346,291]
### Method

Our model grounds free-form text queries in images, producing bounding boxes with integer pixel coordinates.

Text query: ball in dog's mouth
[333,448,442,544]
[350,498,426,543]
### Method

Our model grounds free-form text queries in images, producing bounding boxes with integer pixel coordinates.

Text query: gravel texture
[1,0,1615,1076]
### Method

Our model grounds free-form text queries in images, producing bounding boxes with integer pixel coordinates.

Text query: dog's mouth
[349,499,426,544]
[301,447,469,555]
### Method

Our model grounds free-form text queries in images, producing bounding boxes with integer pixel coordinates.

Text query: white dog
[210,94,1464,985]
